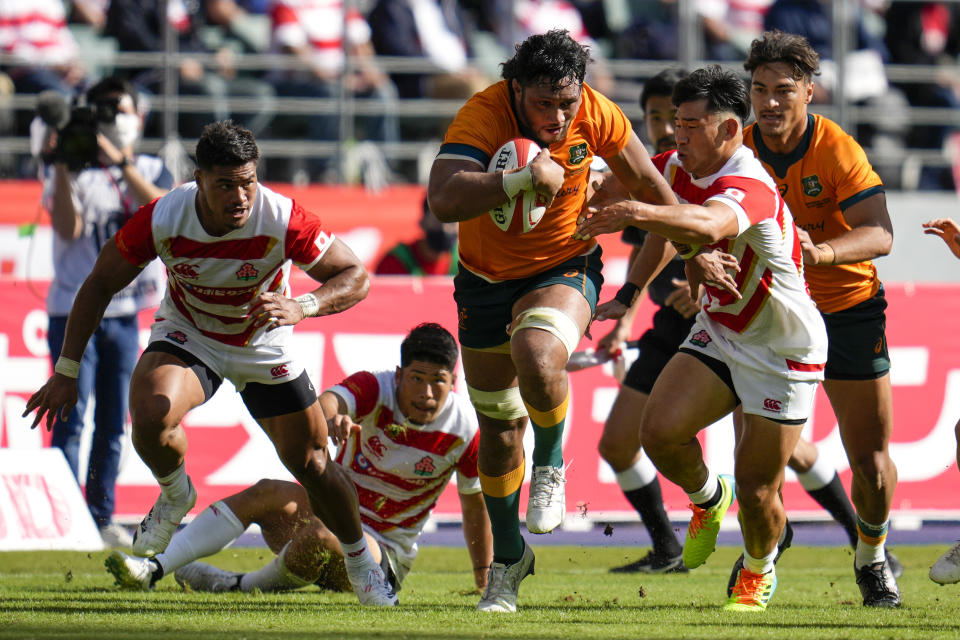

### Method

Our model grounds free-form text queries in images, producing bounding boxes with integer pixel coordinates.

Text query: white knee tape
[510,306,582,358]
[467,384,528,420]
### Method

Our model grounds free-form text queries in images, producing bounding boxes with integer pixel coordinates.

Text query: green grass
[2,545,959,639]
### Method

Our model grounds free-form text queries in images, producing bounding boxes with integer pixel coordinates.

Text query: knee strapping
[510,306,581,358]
[467,384,528,420]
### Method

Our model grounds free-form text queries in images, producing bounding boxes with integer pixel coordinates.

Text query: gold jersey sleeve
[744,114,884,312]
[439,81,632,281]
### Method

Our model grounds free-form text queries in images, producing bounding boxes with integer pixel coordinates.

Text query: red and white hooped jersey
[654,146,826,366]
[329,370,480,570]
[115,182,333,348]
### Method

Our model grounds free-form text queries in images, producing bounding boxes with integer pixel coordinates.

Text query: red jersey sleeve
[455,432,480,479]
[285,200,333,270]
[114,199,159,267]
[338,371,380,419]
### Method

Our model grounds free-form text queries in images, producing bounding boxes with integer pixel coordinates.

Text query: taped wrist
[295,293,321,318]
[614,282,641,307]
[502,165,533,199]
[54,355,80,378]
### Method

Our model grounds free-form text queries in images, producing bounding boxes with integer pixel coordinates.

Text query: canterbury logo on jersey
[270,365,289,378]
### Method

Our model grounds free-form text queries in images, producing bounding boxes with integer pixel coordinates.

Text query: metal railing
[1,0,958,187]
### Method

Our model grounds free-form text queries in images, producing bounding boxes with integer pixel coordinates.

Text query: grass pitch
[2,544,958,639]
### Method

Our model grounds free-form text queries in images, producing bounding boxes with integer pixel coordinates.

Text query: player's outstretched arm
[575,199,739,245]
[318,390,359,447]
[23,239,143,430]
[458,490,493,590]
[923,217,960,259]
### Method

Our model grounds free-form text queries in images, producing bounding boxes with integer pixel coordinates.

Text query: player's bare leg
[825,375,900,606]
[734,415,802,562]
[461,347,533,612]
[127,351,207,557]
[640,353,736,493]
[511,284,592,534]
[259,404,396,604]
[640,353,738,571]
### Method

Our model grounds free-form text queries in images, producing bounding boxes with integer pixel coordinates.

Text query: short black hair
[672,65,750,124]
[86,75,138,110]
[501,29,590,90]
[400,323,458,371]
[640,68,687,111]
[744,30,821,83]
[195,120,259,170]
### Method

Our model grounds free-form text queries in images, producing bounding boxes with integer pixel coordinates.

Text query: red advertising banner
[2,277,960,523]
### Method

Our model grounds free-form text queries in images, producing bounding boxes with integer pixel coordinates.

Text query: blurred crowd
[2,0,960,188]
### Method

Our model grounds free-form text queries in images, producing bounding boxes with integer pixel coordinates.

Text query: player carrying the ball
[427,29,678,613]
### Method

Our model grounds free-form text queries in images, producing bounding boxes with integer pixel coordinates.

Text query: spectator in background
[266,0,399,183]
[105,0,276,139]
[0,0,86,96]
[884,1,960,190]
[374,197,458,276]
[69,0,109,31]
[202,0,272,53]
[368,0,489,101]
[42,76,171,548]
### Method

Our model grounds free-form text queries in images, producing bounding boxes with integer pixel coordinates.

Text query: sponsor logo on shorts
[414,456,436,476]
[802,175,823,197]
[270,364,289,378]
[689,330,711,347]
[568,143,588,165]
[166,331,188,344]
[458,307,468,330]
[564,270,580,278]
[172,262,200,278]
[763,398,783,412]
[236,262,259,281]
[366,436,387,458]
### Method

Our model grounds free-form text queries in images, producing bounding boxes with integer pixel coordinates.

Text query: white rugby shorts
[680,317,824,422]
[148,317,306,391]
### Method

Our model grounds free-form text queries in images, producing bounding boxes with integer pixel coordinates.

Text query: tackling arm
[458,490,493,589]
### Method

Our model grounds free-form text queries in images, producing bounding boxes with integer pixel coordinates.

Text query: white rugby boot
[105,550,160,590]
[526,465,566,534]
[931,541,960,585]
[477,541,535,613]
[347,563,399,606]
[132,478,198,558]
[99,522,134,548]
[174,562,243,592]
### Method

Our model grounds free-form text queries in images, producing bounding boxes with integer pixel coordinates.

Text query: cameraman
[42,76,172,548]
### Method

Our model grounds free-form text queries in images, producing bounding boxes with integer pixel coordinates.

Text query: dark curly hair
[195,120,260,170]
[744,30,821,83]
[501,29,590,90]
[400,323,459,370]
[672,65,751,124]
[640,67,687,111]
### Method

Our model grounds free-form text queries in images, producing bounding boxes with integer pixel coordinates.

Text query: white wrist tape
[54,356,81,378]
[502,165,533,199]
[295,292,321,318]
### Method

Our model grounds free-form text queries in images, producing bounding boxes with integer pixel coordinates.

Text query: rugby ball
[487,138,548,235]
